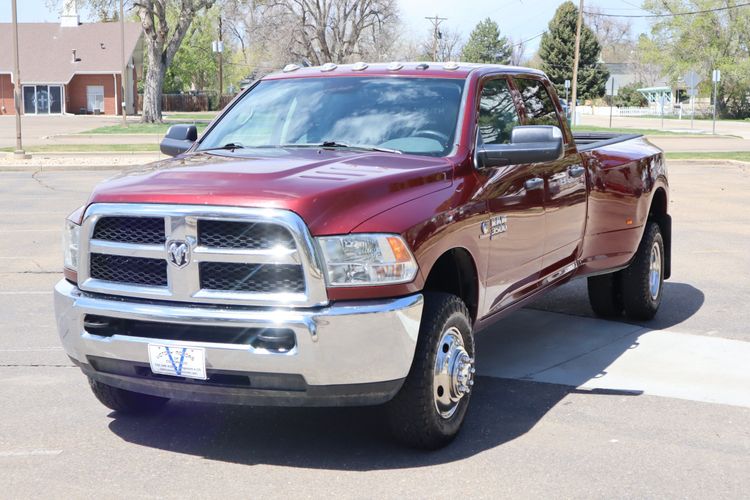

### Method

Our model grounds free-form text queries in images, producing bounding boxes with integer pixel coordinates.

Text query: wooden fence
[136,93,237,112]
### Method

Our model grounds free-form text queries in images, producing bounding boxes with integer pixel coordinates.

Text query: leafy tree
[640,0,750,119]
[614,82,648,107]
[461,18,511,64]
[538,1,609,100]
[163,9,218,93]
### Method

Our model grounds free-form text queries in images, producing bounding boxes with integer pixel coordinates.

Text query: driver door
[476,77,547,315]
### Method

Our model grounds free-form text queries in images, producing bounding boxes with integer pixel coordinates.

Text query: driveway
[1,161,749,497]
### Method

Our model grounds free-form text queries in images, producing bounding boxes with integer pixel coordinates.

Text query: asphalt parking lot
[1,161,749,498]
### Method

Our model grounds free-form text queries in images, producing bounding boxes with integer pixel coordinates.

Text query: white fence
[578,106,662,117]
[579,104,714,118]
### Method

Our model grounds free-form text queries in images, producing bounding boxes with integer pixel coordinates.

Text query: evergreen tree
[538,1,609,100]
[461,18,512,64]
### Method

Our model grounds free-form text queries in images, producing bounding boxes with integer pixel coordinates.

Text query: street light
[11,0,29,159]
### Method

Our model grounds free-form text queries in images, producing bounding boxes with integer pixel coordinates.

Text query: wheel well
[423,248,479,322]
[649,187,671,279]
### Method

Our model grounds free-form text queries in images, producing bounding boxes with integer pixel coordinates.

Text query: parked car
[55,62,670,449]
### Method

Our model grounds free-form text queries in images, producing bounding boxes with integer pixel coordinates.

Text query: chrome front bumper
[54,280,423,406]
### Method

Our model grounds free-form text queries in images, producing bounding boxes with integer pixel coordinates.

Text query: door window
[514,78,562,128]
[23,86,36,114]
[478,79,520,145]
[49,86,62,114]
[87,86,105,113]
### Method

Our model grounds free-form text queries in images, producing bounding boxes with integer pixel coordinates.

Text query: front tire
[621,221,664,320]
[88,377,169,414]
[385,293,475,449]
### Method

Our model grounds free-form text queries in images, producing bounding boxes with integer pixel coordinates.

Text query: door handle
[524,177,544,191]
[568,165,585,178]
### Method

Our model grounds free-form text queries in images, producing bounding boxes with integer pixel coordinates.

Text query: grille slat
[90,253,168,287]
[199,262,305,293]
[93,217,165,245]
[198,220,296,250]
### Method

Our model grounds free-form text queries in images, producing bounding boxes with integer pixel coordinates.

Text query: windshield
[197,77,465,157]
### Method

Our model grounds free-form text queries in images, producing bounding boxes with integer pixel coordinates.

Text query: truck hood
[87,148,453,235]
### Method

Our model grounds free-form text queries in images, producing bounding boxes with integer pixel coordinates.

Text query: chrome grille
[198,220,295,249]
[199,263,305,293]
[90,254,167,287]
[93,217,166,245]
[77,204,328,307]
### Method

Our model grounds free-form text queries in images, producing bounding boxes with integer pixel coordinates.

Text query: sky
[0,0,656,56]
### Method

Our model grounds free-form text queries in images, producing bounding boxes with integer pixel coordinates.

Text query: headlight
[316,234,418,286]
[63,219,81,271]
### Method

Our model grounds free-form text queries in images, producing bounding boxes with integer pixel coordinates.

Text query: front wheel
[385,293,475,449]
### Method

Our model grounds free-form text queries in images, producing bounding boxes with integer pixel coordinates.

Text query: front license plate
[148,344,207,380]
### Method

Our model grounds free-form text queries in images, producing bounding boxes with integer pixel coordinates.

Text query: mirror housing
[160,124,198,157]
[476,125,564,168]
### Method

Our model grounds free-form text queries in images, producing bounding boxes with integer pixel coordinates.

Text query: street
[1,161,749,497]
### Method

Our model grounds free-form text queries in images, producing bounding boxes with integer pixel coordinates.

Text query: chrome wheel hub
[649,242,662,301]
[433,326,475,419]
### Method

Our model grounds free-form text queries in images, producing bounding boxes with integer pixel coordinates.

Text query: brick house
[0,5,142,116]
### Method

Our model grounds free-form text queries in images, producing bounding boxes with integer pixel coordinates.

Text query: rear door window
[514,78,562,128]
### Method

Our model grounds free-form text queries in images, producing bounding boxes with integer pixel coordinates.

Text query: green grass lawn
[1,144,159,153]
[80,122,208,135]
[665,152,750,162]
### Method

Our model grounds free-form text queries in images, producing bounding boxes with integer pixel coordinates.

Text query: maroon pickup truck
[55,62,670,449]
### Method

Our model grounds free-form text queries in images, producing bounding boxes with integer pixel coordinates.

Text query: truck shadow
[106,280,703,469]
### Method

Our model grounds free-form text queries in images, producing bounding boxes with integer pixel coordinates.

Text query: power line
[584,1,750,18]
[513,31,545,47]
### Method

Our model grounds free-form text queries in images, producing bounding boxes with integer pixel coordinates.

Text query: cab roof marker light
[352,62,368,71]
[415,63,430,70]
[282,64,300,73]
[443,61,460,70]
[387,62,403,71]
[321,63,338,72]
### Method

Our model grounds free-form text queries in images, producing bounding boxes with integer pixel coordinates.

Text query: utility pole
[11,0,28,159]
[425,15,447,62]
[218,16,223,101]
[119,0,127,126]
[570,0,583,127]
[712,69,721,135]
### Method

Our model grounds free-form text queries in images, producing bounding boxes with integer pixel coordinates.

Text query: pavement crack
[31,169,58,191]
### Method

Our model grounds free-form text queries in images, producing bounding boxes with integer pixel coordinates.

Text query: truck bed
[573,132,643,152]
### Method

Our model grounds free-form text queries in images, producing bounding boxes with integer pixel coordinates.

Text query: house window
[22,85,63,114]
[86,85,105,113]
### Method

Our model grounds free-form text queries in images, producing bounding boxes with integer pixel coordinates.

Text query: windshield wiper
[279,142,402,154]
[199,142,245,152]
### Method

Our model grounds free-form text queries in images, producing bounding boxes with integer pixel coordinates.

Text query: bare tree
[584,6,634,62]
[255,0,399,65]
[420,26,462,62]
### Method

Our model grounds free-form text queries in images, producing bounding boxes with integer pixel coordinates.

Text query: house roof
[0,22,142,84]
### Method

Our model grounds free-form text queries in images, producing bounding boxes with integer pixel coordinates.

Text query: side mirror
[160,124,198,157]
[476,125,564,168]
